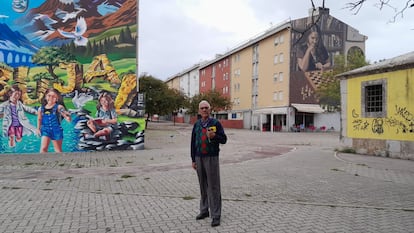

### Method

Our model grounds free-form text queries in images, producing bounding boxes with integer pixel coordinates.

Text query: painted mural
[0,0,145,153]
[290,11,344,103]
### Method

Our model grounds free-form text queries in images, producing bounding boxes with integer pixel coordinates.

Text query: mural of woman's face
[308,31,319,47]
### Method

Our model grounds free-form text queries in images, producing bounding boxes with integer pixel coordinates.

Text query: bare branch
[344,0,414,22]
[388,0,413,23]
[344,0,366,15]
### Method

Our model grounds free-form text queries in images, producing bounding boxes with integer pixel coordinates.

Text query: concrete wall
[314,112,340,131]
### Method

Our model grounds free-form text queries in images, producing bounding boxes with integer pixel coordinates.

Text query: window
[234,54,240,62]
[274,54,278,64]
[279,91,283,100]
[273,73,278,82]
[234,83,240,92]
[234,69,240,78]
[274,36,279,46]
[273,92,278,101]
[362,79,387,117]
[279,53,284,63]
[279,35,284,44]
[279,72,283,81]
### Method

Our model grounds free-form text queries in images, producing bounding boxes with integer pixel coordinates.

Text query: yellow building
[338,51,414,159]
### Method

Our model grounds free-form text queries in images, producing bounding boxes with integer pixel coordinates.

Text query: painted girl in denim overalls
[37,88,71,153]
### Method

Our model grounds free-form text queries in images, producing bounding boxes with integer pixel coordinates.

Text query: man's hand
[192,162,197,170]
[207,128,215,139]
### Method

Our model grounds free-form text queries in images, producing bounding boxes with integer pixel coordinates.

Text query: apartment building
[166,63,200,98]
[168,7,367,131]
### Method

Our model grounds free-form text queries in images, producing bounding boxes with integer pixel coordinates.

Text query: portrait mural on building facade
[0,0,145,153]
[290,12,344,104]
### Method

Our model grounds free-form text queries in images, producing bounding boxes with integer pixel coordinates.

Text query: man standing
[191,100,227,227]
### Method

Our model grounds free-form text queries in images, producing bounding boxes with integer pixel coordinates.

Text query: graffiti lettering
[395,105,414,122]
[372,118,384,134]
[384,117,407,134]
[351,105,413,135]
[352,109,359,118]
[352,119,370,131]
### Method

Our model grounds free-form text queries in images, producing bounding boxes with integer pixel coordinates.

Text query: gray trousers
[195,156,221,218]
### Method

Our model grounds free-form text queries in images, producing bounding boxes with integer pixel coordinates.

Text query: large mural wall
[290,12,344,103]
[347,69,414,141]
[0,0,145,153]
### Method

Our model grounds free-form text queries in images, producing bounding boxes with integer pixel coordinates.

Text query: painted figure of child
[37,88,71,153]
[87,92,117,140]
[0,85,38,147]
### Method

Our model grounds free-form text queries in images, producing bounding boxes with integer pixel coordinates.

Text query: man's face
[198,104,210,117]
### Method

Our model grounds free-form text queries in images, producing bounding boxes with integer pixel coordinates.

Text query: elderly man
[191,100,227,227]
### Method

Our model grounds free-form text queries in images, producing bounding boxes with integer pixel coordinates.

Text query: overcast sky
[138,0,414,80]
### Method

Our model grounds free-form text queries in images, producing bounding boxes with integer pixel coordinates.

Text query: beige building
[168,8,367,131]
[228,8,366,131]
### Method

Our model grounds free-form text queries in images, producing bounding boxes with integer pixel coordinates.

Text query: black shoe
[211,218,220,227]
[196,212,209,220]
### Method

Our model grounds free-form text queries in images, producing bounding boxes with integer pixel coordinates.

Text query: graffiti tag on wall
[351,105,414,135]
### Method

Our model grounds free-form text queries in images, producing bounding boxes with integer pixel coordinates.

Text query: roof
[165,63,201,82]
[337,51,414,79]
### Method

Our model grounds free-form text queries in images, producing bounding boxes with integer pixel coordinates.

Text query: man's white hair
[199,100,210,109]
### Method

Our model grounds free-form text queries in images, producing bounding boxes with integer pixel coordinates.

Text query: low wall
[350,138,414,160]
[189,117,243,129]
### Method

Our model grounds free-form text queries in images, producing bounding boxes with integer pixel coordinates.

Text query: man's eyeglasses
[200,107,209,110]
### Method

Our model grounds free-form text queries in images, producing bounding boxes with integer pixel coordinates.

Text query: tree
[138,74,188,121]
[187,90,232,116]
[344,0,413,23]
[32,47,76,80]
[316,49,369,110]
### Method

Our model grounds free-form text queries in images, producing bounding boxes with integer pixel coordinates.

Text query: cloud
[139,1,414,80]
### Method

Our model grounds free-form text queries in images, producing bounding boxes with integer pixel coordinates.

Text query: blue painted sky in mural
[0,1,42,25]
[97,2,119,16]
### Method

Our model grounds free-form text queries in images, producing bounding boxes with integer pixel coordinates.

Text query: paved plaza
[0,121,413,233]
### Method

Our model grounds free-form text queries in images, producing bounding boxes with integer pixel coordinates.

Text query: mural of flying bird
[55,8,86,23]
[57,17,88,46]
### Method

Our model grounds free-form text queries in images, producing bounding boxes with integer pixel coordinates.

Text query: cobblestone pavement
[0,121,413,233]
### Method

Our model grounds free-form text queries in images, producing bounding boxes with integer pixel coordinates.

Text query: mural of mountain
[16,0,136,46]
[0,23,38,54]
